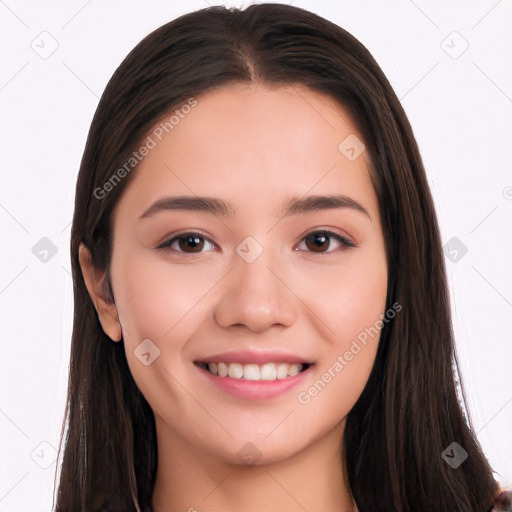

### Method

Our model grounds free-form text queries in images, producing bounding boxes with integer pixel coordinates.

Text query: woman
[55,4,511,511]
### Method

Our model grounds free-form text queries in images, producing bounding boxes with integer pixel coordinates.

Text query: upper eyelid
[295,231,356,250]
[157,231,216,249]
[298,228,355,244]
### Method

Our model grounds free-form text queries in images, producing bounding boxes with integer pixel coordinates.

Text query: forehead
[113,83,377,220]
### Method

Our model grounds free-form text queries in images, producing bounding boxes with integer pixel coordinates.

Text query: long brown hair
[55,4,500,511]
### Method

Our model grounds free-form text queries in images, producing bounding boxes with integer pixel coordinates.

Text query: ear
[79,243,122,342]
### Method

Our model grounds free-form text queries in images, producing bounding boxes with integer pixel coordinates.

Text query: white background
[1,1,511,510]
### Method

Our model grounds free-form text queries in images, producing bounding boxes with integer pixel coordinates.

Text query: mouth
[196,361,312,381]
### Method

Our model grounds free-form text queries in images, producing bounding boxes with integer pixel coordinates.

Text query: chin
[202,432,312,468]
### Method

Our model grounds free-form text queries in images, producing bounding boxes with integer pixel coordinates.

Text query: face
[105,83,388,465]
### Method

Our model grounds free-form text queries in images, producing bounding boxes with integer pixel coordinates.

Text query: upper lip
[195,349,314,365]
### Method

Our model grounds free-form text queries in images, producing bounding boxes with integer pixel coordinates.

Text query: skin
[80,83,388,512]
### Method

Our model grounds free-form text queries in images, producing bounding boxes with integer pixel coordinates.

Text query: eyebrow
[139,194,371,220]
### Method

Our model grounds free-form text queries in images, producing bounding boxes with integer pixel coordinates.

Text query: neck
[152,419,355,512]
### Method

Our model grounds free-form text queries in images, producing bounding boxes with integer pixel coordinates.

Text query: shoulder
[492,490,512,512]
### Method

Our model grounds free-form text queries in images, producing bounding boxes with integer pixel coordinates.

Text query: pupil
[307,233,329,252]
[180,235,204,252]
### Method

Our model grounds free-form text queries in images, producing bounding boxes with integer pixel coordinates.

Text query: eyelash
[156,230,356,255]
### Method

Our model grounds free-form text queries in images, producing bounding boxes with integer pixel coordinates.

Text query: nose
[213,249,298,333]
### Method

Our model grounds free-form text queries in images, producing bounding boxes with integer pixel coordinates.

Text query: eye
[157,232,217,254]
[296,230,356,253]
[156,229,355,255]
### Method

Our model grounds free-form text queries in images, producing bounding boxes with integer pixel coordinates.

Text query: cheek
[296,245,388,345]
[110,247,216,380]
[292,246,387,410]
[295,345,377,432]
[112,249,219,344]
[110,249,225,422]
[294,305,385,428]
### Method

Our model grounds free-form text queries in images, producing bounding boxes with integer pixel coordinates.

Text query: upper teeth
[206,362,304,380]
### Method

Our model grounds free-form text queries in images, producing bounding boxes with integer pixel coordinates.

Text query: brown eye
[299,230,356,254]
[305,232,330,252]
[157,232,216,254]
[178,234,204,252]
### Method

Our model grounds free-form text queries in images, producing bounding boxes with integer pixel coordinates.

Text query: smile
[197,361,310,381]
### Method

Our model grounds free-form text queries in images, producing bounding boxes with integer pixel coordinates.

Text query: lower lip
[195,364,310,399]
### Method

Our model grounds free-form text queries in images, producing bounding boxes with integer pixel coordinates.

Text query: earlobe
[78,243,122,342]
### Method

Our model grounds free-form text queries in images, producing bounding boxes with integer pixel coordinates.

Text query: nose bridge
[213,237,297,331]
